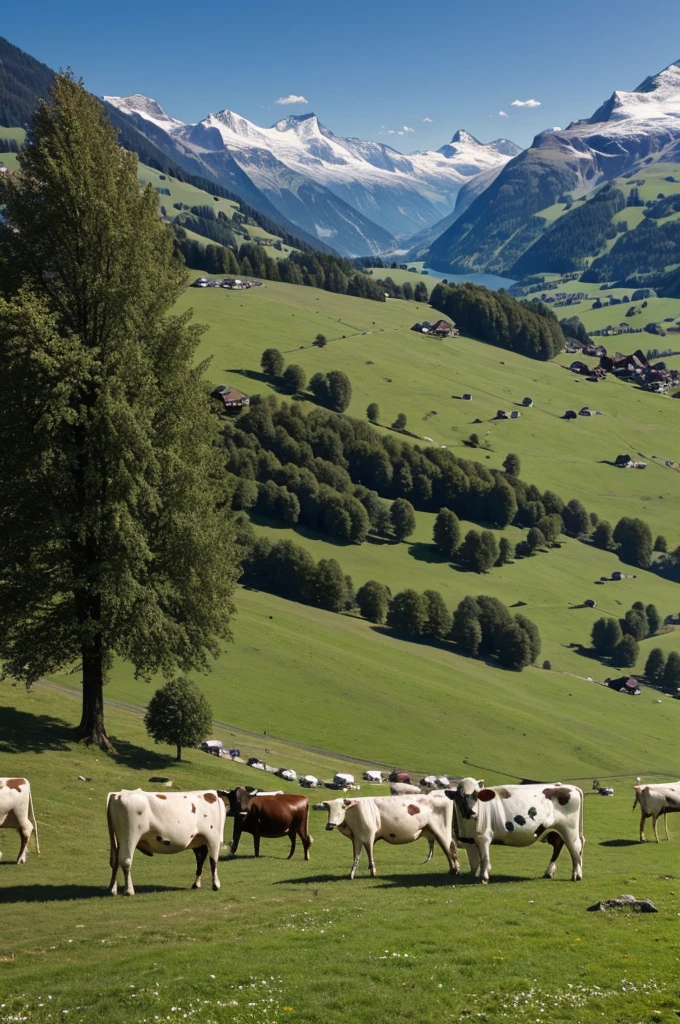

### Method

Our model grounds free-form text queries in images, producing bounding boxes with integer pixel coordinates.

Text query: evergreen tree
[414,281,429,303]
[367,402,380,424]
[613,517,653,569]
[497,621,533,670]
[515,614,541,663]
[390,498,416,542]
[0,76,238,749]
[620,608,648,642]
[282,364,307,393]
[591,617,623,657]
[502,453,521,478]
[644,647,666,684]
[489,479,518,528]
[646,604,661,636]
[144,678,213,762]
[662,650,680,690]
[562,498,590,537]
[433,508,461,559]
[356,580,391,624]
[592,520,614,550]
[261,348,284,377]
[610,634,639,669]
[423,590,452,640]
[654,535,668,553]
[387,590,428,636]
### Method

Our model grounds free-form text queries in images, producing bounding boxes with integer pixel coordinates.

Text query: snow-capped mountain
[426,58,680,274]
[105,94,520,254]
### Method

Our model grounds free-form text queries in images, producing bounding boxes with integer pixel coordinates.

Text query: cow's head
[317,798,357,831]
[222,787,252,818]
[445,778,493,820]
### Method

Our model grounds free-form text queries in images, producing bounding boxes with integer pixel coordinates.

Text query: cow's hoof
[212,883,220,892]
[192,882,201,889]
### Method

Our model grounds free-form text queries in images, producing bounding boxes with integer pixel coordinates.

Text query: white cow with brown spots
[445,777,584,884]
[0,777,39,863]
[318,792,460,879]
[106,789,227,895]
[633,782,680,842]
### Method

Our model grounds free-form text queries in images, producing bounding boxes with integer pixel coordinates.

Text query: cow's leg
[652,813,661,843]
[287,829,297,860]
[117,841,136,896]
[424,838,435,864]
[192,845,208,889]
[560,830,583,881]
[16,821,33,865]
[298,818,312,861]
[365,837,377,877]
[427,825,460,874]
[109,840,119,896]
[639,812,647,843]
[253,828,261,858]
[466,844,481,878]
[350,834,363,879]
[543,834,564,879]
[476,836,492,883]
[230,823,241,856]
[664,812,670,841]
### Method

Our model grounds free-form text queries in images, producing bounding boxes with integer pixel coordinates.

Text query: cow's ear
[477,779,485,789]
[477,788,497,802]
[343,798,358,808]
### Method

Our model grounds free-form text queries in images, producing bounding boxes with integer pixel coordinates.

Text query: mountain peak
[450,129,481,146]
[271,112,334,139]
[104,94,183,130]
[587,57,680,125]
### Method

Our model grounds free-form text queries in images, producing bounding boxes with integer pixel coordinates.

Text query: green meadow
[2,683,679,1024]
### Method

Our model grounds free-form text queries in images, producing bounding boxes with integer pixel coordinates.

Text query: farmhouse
[411,318,459,338]
[607,676,641,696]
[563,409,577,420]
[212,385,250,410]
[510,410,521,419]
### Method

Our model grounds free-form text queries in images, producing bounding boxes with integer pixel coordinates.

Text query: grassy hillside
[1,683,679,1024]
[176,279,680,540]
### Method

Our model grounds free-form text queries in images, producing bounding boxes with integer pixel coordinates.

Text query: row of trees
[450,595,541,671]
[260,348,354,413]
[374,276,429,303]
[591,602,663,669]
[644,648,680,690]
[429,281,565,361]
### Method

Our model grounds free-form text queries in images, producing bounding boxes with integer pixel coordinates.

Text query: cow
[317,792,460,879]
[106,789,227,895]
[445,777,584,884]
[224,788,312,860]
[0,777,39,863]
[633,782,680,842]
[389,782,422,795]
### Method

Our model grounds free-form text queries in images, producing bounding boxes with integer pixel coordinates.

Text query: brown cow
[222,787,313,860]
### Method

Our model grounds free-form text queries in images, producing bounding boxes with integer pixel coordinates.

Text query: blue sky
[3,0,680,151]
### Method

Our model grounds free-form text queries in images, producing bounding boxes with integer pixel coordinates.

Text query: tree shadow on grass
[599,839,640,848]
[408,542,449,565]
[272,873,349,886]
[0,883,187,903]
[108,736,175,772]
[0,704,73,755]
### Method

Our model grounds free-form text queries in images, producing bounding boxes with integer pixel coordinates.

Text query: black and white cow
[445,777,584,883]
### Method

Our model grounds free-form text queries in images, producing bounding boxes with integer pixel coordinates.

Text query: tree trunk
[76,637,115,752]
[176,743,182,762]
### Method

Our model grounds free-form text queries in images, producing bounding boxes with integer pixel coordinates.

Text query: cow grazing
[0,777,39,863]
[224,788,312,860]
[633,782,680,842]
[106,789,227,895]
[318,792,459,879]
[446,777,584,884]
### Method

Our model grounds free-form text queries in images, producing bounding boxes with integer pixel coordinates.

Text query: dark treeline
[0,137,21,153]
[511,187,626,278]
[175,229,387,301]
[429,281,565,360]
[222,396,664,570]
[582,218,680,286]
[375,276,429,303]
[235,516,540,671]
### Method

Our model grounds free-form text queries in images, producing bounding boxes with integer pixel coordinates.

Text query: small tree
[591,617,623,657]
[592,520,614,550]
[662,650,680,690]
[309,371,329,404]
[356,580,391,624]
[620,608,648,642]
[423,590,452,640]
[646,604,661,636]
[367,402,380,424]
[489,480,518,529]
[433,508,461,559]
[144,678,213,762]
[497,621,533,670]
[390,498,416,542]
[282,364,307,393]
[314,333,328,347]
[261,347,284,377]
[654,535,668,553]
[644,647,666,684]
[613,517,653,569]
[496,536,513,566]
[326,370,352,413]
[450,597,482,655]
[392,412,407,431]
[387,589,427,637]
[515,614,541,663]
[503,453,521,478]
[526,527,546,553]
[311,558,349,612]
[562,498,590,537]
[610,634,639,669]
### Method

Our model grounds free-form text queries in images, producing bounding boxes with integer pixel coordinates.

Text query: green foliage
[654,535,668,553]
[392,412,408,430]
[644,647,666,684]
[282,363,307,393]
[562,498,590,538]
[662,650,680,689]
[414,281,429,303]
[515,614,542,663]
[387,589,428,637]
[497,620,533,670]
[592,520,614,550]
[261,347,284,377]
[0,76,238,748]
[422,590,452,640]
[310,370,352,412]
[559,316,589,344]
[314,333,328,347]
[503,453,521,478]
[488,479,518,529]
[610,634,639,669]
[433,507,461,559]
[356,580,391,624]
[390,498,416,542]
[620,608,648,642]
[496,536,513,566]
[591,617,623,657]
[144,677,213,761]
[613,516,653,569]
[366,402,380,424]
[526,527,546,553]
[429,281,564,361]
[311,558,351,612]
[457,529,498,574]
[584,217,680,285]
[645,603,661,636]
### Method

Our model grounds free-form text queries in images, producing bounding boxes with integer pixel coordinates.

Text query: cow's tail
[29,787,40,856]
[632,787,641,812]
[106,793,118,866]
[577,786,585,854]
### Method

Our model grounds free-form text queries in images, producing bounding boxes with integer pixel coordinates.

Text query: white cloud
[511,98,541,108]
[423,116,433,122]
[498,110,509,118]
[397,131,404,135]
[386,129,395,134]
[275,94,309,105]
[402,125,415,132]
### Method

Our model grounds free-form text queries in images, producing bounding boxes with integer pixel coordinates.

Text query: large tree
[0,76,238,748]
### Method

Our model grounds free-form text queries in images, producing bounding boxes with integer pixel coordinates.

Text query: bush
[144,678,213,761]
[613,517,653,569]
[646,604,661,636]
[592,520,614,550]
[282,364,307,393]
[503,453,521,477]
[392,413,407,430]
[367,402,380,424]
[496,536,513,566]
[356,580,391,624]
[654,535,668,552]
[542,660,552,670]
